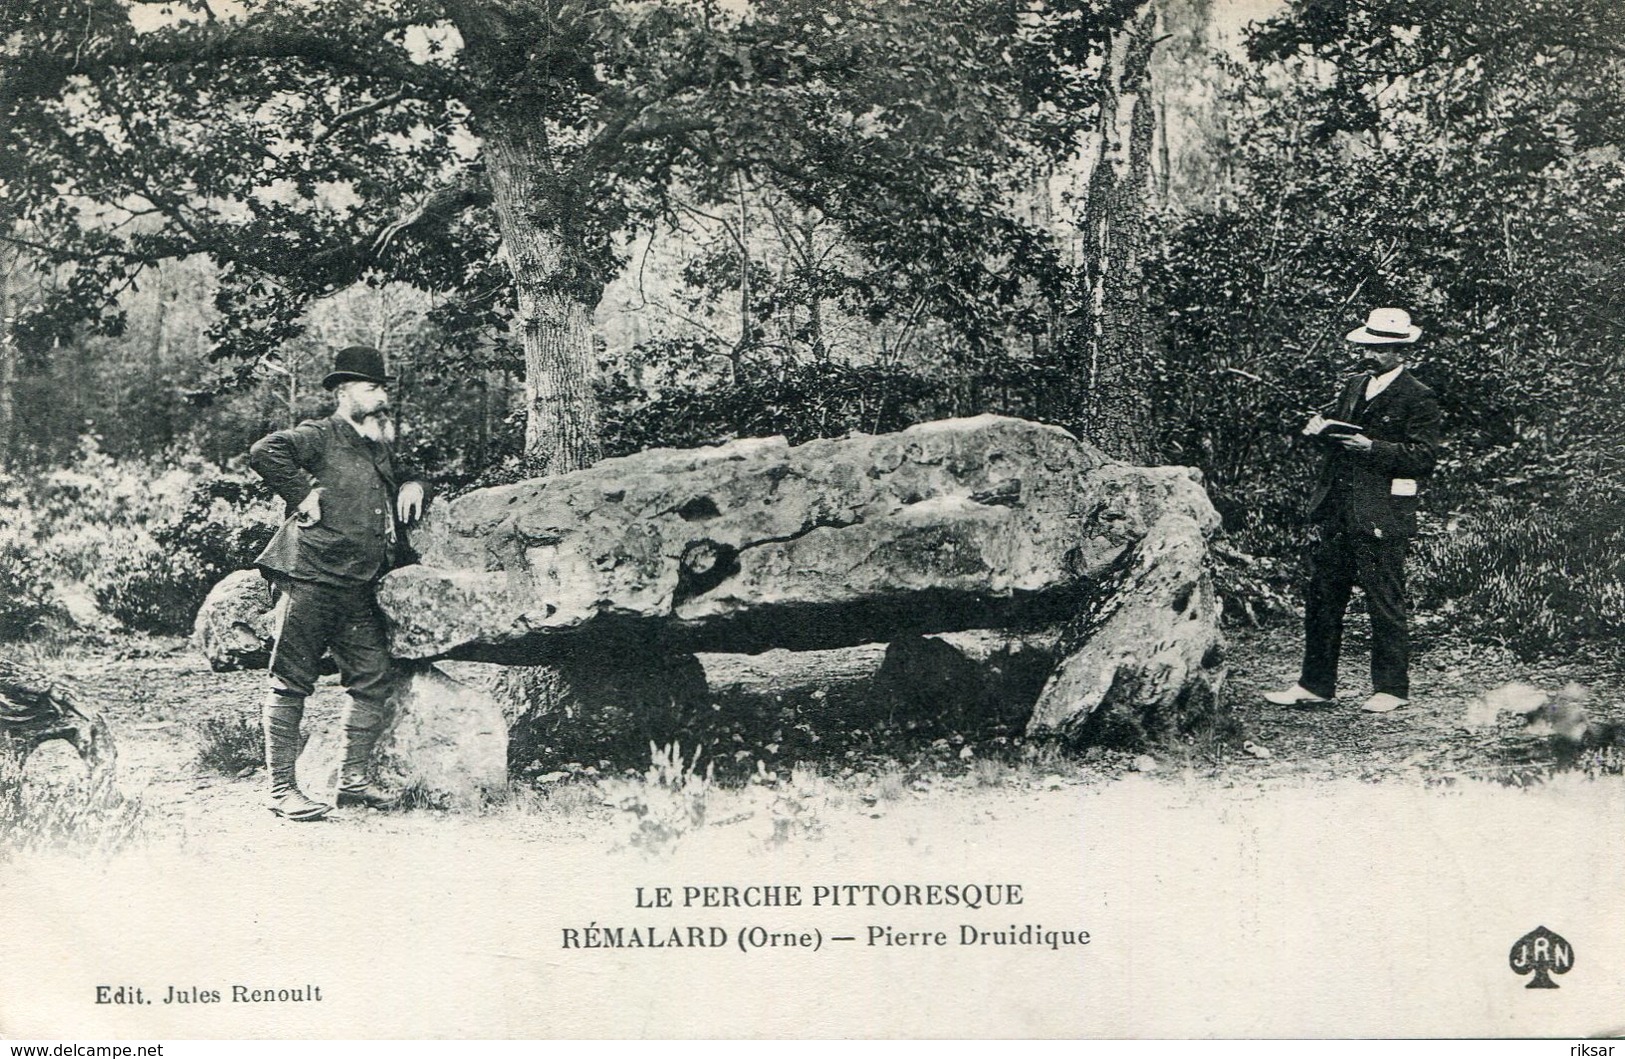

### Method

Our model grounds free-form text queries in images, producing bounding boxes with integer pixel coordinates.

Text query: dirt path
[5,624,1625,1038]
[1228,622,1625,784]
[11,618,1622,854]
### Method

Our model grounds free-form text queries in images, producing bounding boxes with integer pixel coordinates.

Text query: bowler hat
[322,346,396,390]
[1346,308,1422,345]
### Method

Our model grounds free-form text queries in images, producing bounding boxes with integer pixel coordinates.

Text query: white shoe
[1362,692,1409,713]
[1262,684,1332,706]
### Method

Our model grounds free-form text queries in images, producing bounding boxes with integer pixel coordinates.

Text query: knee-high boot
[336,696,399,810]
[263,691,331,821]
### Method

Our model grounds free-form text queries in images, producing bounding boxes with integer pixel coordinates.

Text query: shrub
[90,529,208,634]
[1412,490,1625,659]
[0,485,66,640]
[192,712,265,775]
[92,464,278,634]
[0,442,280,640]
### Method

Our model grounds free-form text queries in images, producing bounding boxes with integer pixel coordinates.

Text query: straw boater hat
[322,346,396,390]
[1346,308,1422,344]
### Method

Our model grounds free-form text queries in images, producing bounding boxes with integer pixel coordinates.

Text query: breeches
[269,578,393,711]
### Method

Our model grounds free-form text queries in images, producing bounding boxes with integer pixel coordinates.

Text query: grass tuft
[0,750,144,856]
[604,741,714,854]
[191,712,265,775]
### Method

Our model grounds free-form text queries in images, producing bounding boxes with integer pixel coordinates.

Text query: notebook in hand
[1304,418,1363,438]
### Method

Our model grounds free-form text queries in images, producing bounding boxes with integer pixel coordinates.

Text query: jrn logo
[1509,926,1573,988]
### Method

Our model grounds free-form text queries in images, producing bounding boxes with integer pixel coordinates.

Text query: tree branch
[312,90,412,144]
[303,171,488,289]
[3,9,465,111]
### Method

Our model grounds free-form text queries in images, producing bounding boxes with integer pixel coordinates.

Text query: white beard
[355,414,396,444]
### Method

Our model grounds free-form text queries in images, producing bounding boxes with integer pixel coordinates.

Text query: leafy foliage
[1153,0,1625,545]
[93,465,279,634]
[0,442,279,640]
[598,345,955,454]
[6,0,1624,670]
[0,524,66,642]
[1412,491,1625,660]
[2,0,1135,468]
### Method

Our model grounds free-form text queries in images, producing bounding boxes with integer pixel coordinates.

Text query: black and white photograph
[1,0,1623,1041]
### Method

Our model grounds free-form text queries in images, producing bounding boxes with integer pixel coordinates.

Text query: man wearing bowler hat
[249,346,428,821]
[1264,308,1442,714]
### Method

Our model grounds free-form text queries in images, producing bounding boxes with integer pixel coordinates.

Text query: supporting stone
[1028,513,1226,746]
[296,663,508,809]
[875,629,1063,726]
[502,644,710,771]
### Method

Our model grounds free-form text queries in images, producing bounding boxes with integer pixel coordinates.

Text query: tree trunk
[733,173,750,377]
[0,244,14,469]
[1072,1,1160,463]
[481,115,604,477]
[448,1,619,739]
[445,0,608,477]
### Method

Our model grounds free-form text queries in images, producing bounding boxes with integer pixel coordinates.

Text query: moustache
[356,416,396,443]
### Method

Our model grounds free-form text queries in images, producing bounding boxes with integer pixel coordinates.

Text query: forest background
[2,0,1622,672]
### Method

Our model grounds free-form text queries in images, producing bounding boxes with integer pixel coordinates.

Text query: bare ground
[8,613,1625,855]
[5,621,1625,1038]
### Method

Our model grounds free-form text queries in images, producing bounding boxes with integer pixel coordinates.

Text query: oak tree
[3,0,1134,474]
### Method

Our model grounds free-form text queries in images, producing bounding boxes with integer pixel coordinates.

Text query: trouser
[266,578,395,794]
[269,578,393,713]
[1299,525,1412,699]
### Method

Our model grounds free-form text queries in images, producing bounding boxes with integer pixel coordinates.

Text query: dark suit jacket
[249,415,424,586]
[1308,369,1441,539]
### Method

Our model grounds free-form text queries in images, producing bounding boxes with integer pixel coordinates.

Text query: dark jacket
[1308,369,1441,539]
[249,415,423,586]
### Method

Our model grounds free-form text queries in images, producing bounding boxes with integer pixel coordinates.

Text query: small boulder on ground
[192,569,279,672]
[296,663,507,809]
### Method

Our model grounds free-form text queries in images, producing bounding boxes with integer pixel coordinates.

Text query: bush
[91,531,212,635]
[0,537,66,641]
[1412,490,1625,659]
[93,465,278,634]
[192,712,265,775]
[0,478,68,640]
[0,442,280,641]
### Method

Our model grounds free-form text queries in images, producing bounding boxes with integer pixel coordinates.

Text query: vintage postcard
[2,0,1622,1042]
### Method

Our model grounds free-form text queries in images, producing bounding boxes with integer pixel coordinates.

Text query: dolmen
[196,415,1226,802]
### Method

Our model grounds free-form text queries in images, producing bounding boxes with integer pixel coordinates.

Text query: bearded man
[248,346,428,821]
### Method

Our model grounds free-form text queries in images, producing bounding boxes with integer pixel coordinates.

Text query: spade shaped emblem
[1509,926,1572,988]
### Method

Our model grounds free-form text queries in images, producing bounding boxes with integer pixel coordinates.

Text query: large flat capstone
[378,416,1219,663]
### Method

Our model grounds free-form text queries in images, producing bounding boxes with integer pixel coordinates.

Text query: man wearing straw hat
[1264,308,1442,714]
[249,346,428,821]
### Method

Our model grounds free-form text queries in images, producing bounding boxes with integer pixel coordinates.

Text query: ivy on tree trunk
[480,116,605,475]
[1071,1,1160,464]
